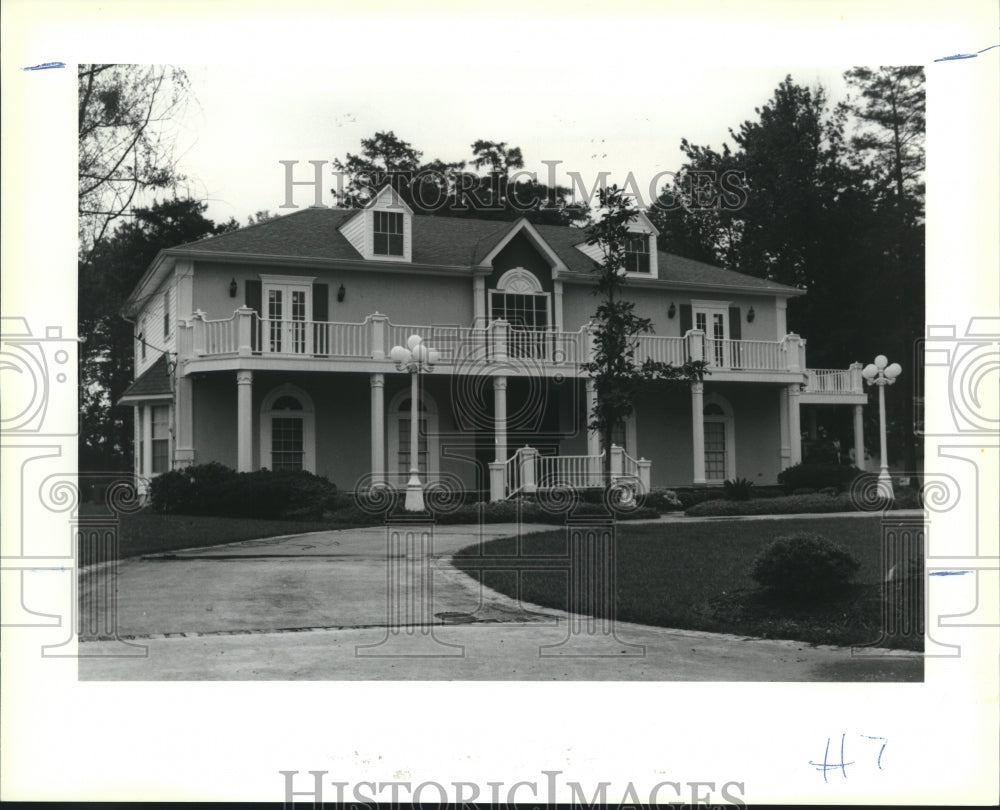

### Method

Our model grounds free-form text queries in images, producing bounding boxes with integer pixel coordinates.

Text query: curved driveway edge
[78,520,923,682]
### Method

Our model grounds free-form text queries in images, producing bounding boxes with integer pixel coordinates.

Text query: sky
[172,63,852,226]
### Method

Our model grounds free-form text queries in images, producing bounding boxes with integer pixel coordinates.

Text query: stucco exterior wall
[560,284,784,340]
[191,261,474,328]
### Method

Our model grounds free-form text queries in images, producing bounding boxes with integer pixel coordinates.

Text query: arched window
[387,388,440,486]
[490,268,551,358]
[703,393,735,482]
[260,384,315,472]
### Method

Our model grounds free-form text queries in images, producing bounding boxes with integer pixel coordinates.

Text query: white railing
[186,312,854,389]
[536,451,604,489]
[637,335,688,366]
[706,338,786,371]
[805,368,862,394]
[203,317,236,354]
[505,449,523,497]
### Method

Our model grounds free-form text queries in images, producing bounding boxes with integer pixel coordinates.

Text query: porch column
[586,379,601,485]
[691,381,706,485]
[853,404,866,471]
[236,370,253,472]
[370,373,385,483]
[788,384,802,466]
[778,387,791,469]
[553,279,564,333]
[473,275,486,325]
[174,372,195,467]
[141,403,153,479]
[493,376,508,463]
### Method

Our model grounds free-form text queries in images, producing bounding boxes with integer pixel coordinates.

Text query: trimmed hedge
[149,463,337,520]
[685,489,922,517]
[751,532,860,596]
[777,462,863,492]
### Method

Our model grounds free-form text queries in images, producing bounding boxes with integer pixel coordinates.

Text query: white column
[853,403,866,470]
[142,403,153,478]
[586,379,600,455]
[788,384,802,466]
[370,373,385,483]
[493,376,508,463]
[691,382,706,485]
[236,370,253,472]
[473,275,486,326]
[553,279,564,333]
[778,386,791,469]
[775,298,787,339]
[174,373,194,467]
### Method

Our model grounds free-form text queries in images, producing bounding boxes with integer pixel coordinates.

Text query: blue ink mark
[862,735,888,770]
[929,570,971,576]
[22,61,66,71]
[809,733,854,782]
[935,44,999,62]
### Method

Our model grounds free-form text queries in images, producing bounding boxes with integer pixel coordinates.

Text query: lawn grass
[452,516,923,650]
[78,505,360,563]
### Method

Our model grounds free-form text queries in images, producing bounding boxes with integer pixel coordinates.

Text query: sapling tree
[583,186,708,488]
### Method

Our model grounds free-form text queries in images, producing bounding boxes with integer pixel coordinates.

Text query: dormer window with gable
[624,234,651,274]
[373,210,404,256]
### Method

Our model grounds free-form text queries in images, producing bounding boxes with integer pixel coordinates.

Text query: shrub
[149,463,337,520]
[778,462,862,492]
[686,493,857,517]
[149,462,237,515]
[751,533,860,596]
[644,489,684,512]
[792,487,817,495]
[723,477,755,501]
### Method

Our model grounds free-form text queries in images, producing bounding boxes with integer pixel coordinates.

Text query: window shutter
[728,306,742,340]
[679,304,692,334]
[312,284,329,355]
[245,279,262,312]
[312,284,328,322]
[245,280,262,352]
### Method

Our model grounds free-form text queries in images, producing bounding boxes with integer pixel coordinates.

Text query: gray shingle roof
[118,354,171,403]
[170,208,801,293]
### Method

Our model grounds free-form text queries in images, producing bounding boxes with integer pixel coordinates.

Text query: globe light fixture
[862,355,903,499]
[389,333,438,511]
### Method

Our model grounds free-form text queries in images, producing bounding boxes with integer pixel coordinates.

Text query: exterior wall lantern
[862,354,902,499]
[747,306,755,323]
[337,284,346,302]
[667,302,676,319]
[389,334,440,511]
[229,278,238,297]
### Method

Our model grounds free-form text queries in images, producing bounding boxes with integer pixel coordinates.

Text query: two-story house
[119,186,868,499]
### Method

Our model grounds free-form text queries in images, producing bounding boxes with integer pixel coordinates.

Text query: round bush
[750,532,860,596]
[778,462,863,492]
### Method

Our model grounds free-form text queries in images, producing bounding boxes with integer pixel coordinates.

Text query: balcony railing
[185,309,845,381]
[804,367,864,395]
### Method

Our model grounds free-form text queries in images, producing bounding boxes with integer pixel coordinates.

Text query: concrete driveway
[78,521,922,681]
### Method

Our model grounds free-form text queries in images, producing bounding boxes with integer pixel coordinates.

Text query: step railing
[535,450,605,490]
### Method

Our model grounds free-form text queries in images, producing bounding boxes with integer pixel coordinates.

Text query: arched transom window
[260,384,316,473]
[703,394,735,482]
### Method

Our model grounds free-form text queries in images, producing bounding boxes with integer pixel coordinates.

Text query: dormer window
[374,211,404,256]
[625,234,650,273]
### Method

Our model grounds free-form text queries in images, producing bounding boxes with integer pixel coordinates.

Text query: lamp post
[389,334,440,511]
[861,354,902,499]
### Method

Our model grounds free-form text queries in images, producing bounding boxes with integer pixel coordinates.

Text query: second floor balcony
[179,308,864,395]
